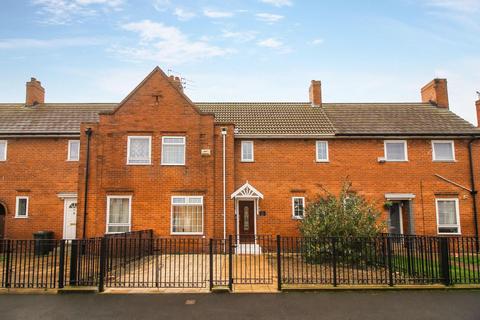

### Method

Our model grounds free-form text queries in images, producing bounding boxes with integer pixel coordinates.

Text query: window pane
[0,141,6,161]
[242,142,253,161]
[108,225,130,233]
[129,137,150,164]
[438,200,457,225]
[317,141,328,160]
[172,202,203,233]
[293,198,304,217]
[69,141,80,161]
[434,142,454,160]
[17,198,27,216]
[163,144,185,164]
[386,142,406,160]
[164,137,184,144]
[109,198,130,224]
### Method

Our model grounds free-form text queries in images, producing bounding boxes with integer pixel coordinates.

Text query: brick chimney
[169,75,183,92]
[476,99,480,127]
[309,80,322,106]
[421,78,449,109]
[26,77,45,106]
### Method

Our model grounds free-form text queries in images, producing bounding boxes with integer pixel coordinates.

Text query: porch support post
[408,200,415,235]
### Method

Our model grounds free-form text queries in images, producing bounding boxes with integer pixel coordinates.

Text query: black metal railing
[1,233,479,291]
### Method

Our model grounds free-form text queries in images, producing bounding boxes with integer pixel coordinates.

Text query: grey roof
[0,102,478,136]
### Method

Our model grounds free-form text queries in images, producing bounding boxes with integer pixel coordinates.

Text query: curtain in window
[108,198,130,232]
[386,143,405,160]
[172,204,203,233]
[438,200,457,225]
[316,141,328,160]
[434,143,453,160]
[163,138,185,164]
[69,141,80,160]
[129,138,150,164]
[0,141,6,161]
[242,142,253,160]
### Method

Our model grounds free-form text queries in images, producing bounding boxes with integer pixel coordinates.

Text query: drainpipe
[221,128,227,241]
[468,137,479,252]
[82,128,92,239]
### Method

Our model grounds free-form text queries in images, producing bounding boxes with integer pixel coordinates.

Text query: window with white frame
[0,140,7,161]
[171,196,203,234]
[316,141,329,162]
[68,140,80,161]
[436,198,460,234]
[241,141,254,162]
[127,136,151,165]
[162,137,185,165]
[432,141,455,161]
[384,140,408,161]
[15,196,28,218]
[292,197,305,219]
[106,196,131,233]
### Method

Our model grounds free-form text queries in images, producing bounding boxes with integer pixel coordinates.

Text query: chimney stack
[169,75,184,92]
[26,77,45,106]
[421,78,449,109]
[476,99,480,127]
[309,80,322,106]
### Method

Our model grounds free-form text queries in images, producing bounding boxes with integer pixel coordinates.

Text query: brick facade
[1,67,479,239]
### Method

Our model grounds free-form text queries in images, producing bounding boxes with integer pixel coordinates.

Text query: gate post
[276,235,282,291]
[58,240,66,289]
[439,237,451,286]
[4,240,11,288]
[387,236,394,287]
[98,237,107,292]
[228,235,233,291]
[69,240,78,286]
[332,238,337,287]
[209,239,213,291]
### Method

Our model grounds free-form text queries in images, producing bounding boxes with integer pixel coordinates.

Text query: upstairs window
[68,140,80,161]
[127,136,151,165]
[384,140,408,161]
[15,196,29,218]
[171,196,203,234]
[316,141,329,162]
[241,141,254,162]
[107,196,131,233]
[0,140,7,161]
[292,197,305,219]
[432,141,455,161]
[436,198,460,234]
[162,137,185,165]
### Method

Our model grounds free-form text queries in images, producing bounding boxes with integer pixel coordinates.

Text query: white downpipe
[221,128,227,241]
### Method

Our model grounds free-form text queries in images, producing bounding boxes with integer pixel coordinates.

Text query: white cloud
[310,38,324,45]
[32,0,123,24]
[222,30,257,42]
[203,9,234,18]
[0,37,102,49]
[117,20,232,64]
[173,8,195,21]
[260,0,292,7]
[257,38,283,48]
[255,13,284,23]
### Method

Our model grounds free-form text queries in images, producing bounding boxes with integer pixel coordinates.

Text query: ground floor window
[171,196,203,234]
[292,197,305,219]
[436,198,460,234]
[107,196,131,233]
[15,196,28,218]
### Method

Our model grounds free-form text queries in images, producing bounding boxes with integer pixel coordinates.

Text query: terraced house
[1,67,480,241]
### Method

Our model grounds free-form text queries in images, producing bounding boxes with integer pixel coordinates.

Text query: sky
[0,0,479,123]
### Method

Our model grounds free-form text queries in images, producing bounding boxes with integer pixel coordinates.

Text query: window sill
[67,160,80,162]
[432,160,456,163]
[127,162,152,166]
[384,160,408,162]
[171,232,204,236]
[161,163,186,166]
[292,217,304,220]
[15,216,28,219]
[240,160,254,163]
[316,160,329,163]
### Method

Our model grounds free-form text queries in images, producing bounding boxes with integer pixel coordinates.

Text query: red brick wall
[0,137,79,239]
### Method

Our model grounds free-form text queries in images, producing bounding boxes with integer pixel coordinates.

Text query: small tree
[299,181,385,264]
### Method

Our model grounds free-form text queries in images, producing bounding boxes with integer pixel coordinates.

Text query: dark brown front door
[239,200,255,243]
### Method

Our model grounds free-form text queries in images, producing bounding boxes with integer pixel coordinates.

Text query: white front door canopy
[385,193,415,200]
[231,182,264,199]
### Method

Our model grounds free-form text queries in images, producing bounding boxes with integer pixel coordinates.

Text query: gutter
[82,128,92,239]
[221,128,227,241]
[468,137,479,252]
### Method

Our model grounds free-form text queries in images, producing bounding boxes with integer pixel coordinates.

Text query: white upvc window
[292,197,305,219]
[241,141,254,162]
[127,136,152,165]
[162,136,185,165]
[432,140,455,162]
[0,140,7,161]
[67,140,80,161]
[15,196,29,218]
[106,196,132,233]
[316,141,329,162]
[384,140,408,161]
[171,196,204,235]
[436,198,461,235]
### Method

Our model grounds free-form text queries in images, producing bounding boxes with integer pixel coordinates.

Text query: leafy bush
[299,182,385,265]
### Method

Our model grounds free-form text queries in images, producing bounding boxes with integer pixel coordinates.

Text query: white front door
[63,198,77,239]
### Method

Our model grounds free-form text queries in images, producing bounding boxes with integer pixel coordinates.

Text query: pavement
[0,291,479,320]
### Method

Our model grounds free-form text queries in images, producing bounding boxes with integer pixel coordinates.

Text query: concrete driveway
[0,291,479,320]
